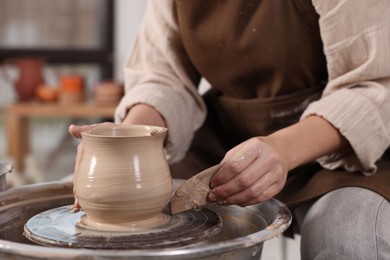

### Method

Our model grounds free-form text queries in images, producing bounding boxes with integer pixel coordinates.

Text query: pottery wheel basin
[0,179,291,260]
[24,205,223,249]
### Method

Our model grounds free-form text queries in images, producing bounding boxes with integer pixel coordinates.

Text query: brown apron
[170,0,390,232]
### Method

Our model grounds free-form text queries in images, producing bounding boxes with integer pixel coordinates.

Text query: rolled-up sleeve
[302,0,390,175]
[115,0,206,164]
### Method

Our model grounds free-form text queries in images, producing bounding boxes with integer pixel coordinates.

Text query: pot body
[75,125,172,226]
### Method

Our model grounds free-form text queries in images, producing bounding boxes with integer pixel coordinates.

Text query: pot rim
[81,124,168,139]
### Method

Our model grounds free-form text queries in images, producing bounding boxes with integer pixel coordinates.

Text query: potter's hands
[209,115,349,206]
[208,137,289,207]
[207,116,349,207]
[68,122,116,210]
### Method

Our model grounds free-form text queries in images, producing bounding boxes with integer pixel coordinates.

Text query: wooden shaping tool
[170,164,222,214]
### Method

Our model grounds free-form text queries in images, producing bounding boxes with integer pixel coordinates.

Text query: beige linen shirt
[116,0,390,175]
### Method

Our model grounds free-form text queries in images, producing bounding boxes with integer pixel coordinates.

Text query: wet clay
[74,125,173,231]
[77,213,171,232]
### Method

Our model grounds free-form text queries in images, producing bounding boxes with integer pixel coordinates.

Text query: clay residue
[77,212,171,232]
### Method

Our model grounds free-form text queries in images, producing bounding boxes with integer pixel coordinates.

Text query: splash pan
[24,205,222,249]
[0,180,291,260]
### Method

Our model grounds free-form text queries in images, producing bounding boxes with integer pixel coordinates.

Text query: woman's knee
[300,187,390,260]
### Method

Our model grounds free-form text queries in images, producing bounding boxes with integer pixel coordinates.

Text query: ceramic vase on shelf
[74,124,173,230]
[1,57,45,102]
[93,81,124,105]
[59,75,85,104]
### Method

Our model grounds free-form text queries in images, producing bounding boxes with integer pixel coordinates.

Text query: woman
[70,1,390,258]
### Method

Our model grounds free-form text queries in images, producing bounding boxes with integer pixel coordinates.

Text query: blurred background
[0,1,300,259]
[0,0,146,184]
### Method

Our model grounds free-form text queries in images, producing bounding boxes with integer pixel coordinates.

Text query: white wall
[114,0,148,81]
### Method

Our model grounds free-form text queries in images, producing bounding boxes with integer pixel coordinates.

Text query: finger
[210,161,241,188]
[73,143,83,209]
[68,124,95,138]
[209,160,266,202]
[68,122,117,138]
[241,183,283,206]
[72,197,81,212]
[221,138,261,166]
[223,173,278,205]
[211,140,260,187]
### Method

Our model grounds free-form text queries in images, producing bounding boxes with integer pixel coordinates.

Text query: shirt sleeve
[115,0,206,164]
[302,0,390,175]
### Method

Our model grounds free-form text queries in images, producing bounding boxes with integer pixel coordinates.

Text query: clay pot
[59,75,85,104]
[94,81,124,105]
[74,124,173,230]
[35,85,58,103]
[2,57,45,102]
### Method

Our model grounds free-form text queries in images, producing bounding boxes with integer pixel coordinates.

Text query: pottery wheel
[23,205,222,249]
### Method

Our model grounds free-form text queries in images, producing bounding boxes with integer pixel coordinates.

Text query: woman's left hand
[208,137,289,206]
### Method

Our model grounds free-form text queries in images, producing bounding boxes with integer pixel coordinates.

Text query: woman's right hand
[68,122,116,210]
